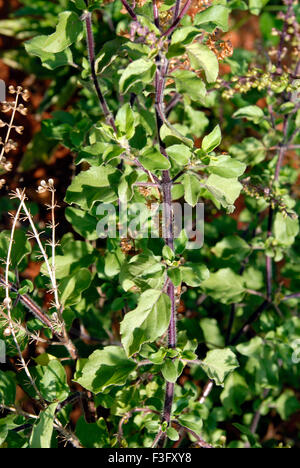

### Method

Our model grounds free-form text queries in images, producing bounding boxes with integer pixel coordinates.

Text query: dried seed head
[17,104,28,115]
[4,140,17,153]
[120,238,133,254]
[138,187,151,197]
[37,178,55,193]
[3,327,11,337]
[22,89,30,102]
[3,297,12,309]
[4,161,12,171]
[15,126,24,135]
[1,102,12,113]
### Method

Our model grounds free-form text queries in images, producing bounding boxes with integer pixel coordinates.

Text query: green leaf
[160,121,194,148]
[0,423,8,446]
[199,318,225,349]
[34,360,70,402]
[28,12,82,54]
[24,42,73,70]
[275,390,300,420]
[180,263,209,287]
[167,267,182,287]
[200,268,245,304]
[162,245,175,262]
[29,403,58,449]
[161,359,183,383]
[65,166,118,210]
[71,0,86,8]
[75,416,110,448]
[59,268,92,306]
[0,230,31,268]
[171,26,201,46]
[202,125,221,153]
[0,371,16,406]
[115,103,136,140]
[233,105,264,124]
[174,229,189,254]
[249,0,270,15]
[212,235,251,261]
[75,346,136,393]
[166,426,180,441]
[166,144,192,166]
[34,353,57,366]
[76,142,123,166]
[194,5,229,31]
[220,372,249,415]
[105,249,125,278]
[95,37,127,74]
[139,147,171,171]
[119,252,164,291]
[172,69,206,102]
[172,184,185,200]
[202,348,239,386]
[233,423,260,447]
[183,174,202,207]
[120,289,171,356]
[236,336,264,358]
[119,58,155,94]
[205,174,242,209]
[208,155,246,178]
[24,11,82,68]
[274,212,299,246]
[229,137,266,166]
[65,207,98,241]
[18,359,69,403]
[117,170,138,203]
[177,414,203,435]
[186,43,219,83]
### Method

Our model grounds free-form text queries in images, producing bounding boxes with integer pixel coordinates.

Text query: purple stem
[153,48,177,448]
[161,0,192,38]
[166,93,181,117]
[120,0,138,21]
[200,0,299,407]
[84,12,117,132]
[173,0,182,20]
[152,0,160,29]
[266,114,288,301]
[283,292,300,300]
[266,209,274,301]
[276,2,293,72]
[84,12,160,183]
[0,275,55,330]
[0,275,78,359]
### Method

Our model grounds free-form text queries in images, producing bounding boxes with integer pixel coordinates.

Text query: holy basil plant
[0,0,299,449]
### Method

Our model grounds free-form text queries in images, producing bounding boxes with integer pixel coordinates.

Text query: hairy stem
[120,0,138,21]
[152,13,180,449]
[83,12,117,132]
[0,90,20,166]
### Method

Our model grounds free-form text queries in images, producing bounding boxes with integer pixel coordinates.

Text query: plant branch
[83,11,117,132]
[175,422,213,448]
[120,0,138,21]
[161,0,192,38]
